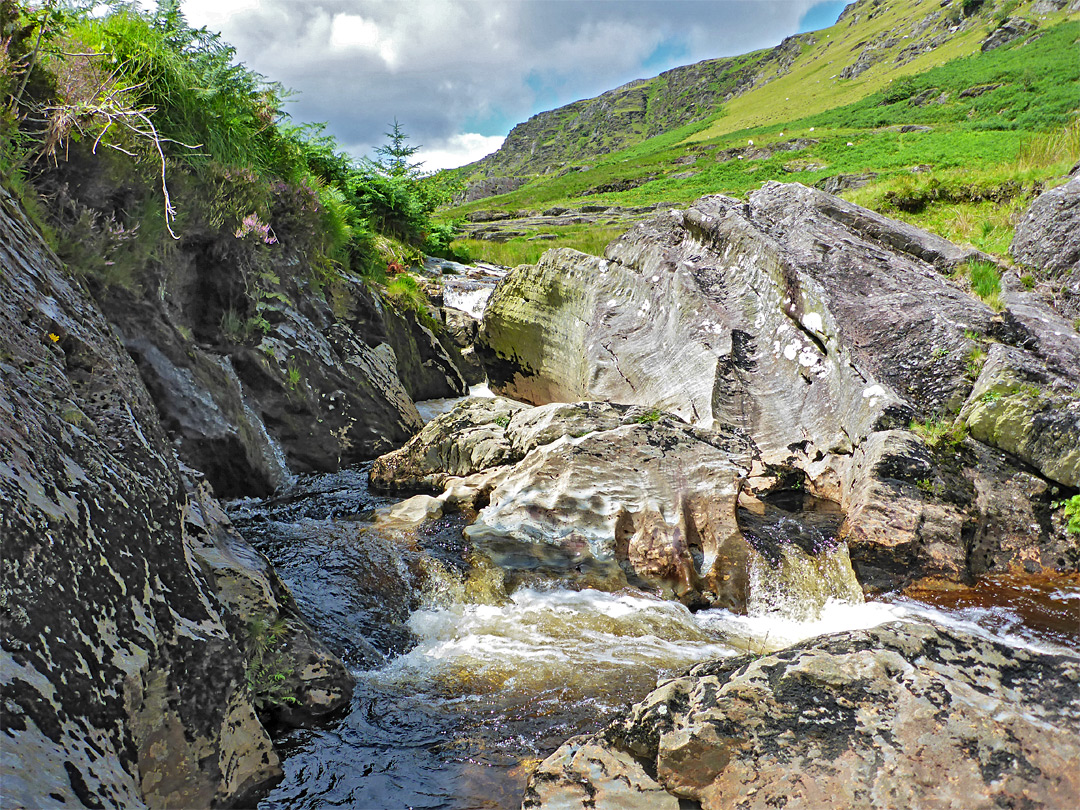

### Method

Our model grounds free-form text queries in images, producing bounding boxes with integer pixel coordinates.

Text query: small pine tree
[372,118,424,178]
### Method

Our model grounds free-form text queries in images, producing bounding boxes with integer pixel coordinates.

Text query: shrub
[1059,495,1080,535]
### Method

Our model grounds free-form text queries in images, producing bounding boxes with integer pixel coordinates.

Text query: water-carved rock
[373,397,762,607]
[0,186,276,807]
[477,182,1079,585]
[0,184,351,807]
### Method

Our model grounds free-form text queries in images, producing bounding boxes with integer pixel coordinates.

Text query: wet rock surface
[373,397,761,606]
[524,621,1080,810]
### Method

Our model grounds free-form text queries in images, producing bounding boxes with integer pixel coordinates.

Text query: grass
[910,417,968,449]
[453,224,627,266]
[633,409,663,424]
[440,12,1079,265]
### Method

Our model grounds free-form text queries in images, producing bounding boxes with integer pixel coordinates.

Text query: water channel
[230,448,1079,810]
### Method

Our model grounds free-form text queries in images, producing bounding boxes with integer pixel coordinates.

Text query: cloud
[178,1,837,168]
[415,133,507,172]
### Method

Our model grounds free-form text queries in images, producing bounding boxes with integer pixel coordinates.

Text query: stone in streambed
[370,396,531,491]
[525,622,1080,810]
[372,397,759,606]
[465,414,756,607]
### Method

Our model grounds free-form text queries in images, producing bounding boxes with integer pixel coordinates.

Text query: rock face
[478,182,1080,585]
[374,398,761,607]
[981,17,1036,51]
[100,256,427,494]
[1010,174,1080,321]
[524,622,1080,810]
[0,186,349,807]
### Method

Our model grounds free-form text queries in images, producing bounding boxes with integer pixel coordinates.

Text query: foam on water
[374,587,739,700]
[699,598,906,653]
[414,383,497,423]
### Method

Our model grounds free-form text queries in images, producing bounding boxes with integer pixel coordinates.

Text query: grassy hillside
[443,0,1079,267]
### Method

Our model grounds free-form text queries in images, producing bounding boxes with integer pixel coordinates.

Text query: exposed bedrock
[0,186,350,807]
[523,621,1080,810]
[99,262,429,497]
[1010,173,1080,321]
[477,182,1080,586]
[373,398,761,608]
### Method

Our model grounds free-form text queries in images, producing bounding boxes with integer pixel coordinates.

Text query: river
[228,447,1079,810]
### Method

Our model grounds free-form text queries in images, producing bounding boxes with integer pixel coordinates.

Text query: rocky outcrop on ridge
[477,182,1080,587]
[523,621,1080,810]
[0,186,350,807]
[460,29,821,190]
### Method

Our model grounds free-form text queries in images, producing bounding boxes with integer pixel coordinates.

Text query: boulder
[479,183,994,456]
[524,622,1080,810]
[441,306,486,385]
[0,186,277,807]
[1010,175,1080,321]
[226,289,424,474]
[373,398,760,607]
[961,343,1080,488]
[477,183,1078,585]
[838,430,968,591]
[370,396,530,491]
[467,415,756,607]
[112,297,291,497]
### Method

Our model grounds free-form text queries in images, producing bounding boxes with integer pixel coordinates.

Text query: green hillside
[443,0,1080,267]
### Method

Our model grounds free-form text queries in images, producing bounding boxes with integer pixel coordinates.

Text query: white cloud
[416,133,506,172]
[330,13,397,66]
[177,1,836,169]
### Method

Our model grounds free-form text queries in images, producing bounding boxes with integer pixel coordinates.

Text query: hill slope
[443,0,1079,271]
[458,0,1077,194]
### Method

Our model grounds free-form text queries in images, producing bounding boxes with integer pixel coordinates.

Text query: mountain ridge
[458,0,1079,200]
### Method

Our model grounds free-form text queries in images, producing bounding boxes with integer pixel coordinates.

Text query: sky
[172,0,851,171]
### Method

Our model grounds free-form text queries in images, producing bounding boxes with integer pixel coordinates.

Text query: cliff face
[0,184,353,807]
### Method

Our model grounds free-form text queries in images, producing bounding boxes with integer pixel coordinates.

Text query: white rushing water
[415,382,495,424]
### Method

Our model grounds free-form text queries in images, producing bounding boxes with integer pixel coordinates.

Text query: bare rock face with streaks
[1010,173,1080,321]
[523,622,1080,810]
[0,186,350,808]
[477,182,1080,587]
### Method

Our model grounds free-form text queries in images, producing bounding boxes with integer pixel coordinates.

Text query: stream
[229,443,1080,810]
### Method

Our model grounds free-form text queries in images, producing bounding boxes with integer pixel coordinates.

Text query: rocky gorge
[2,168,1079,810]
